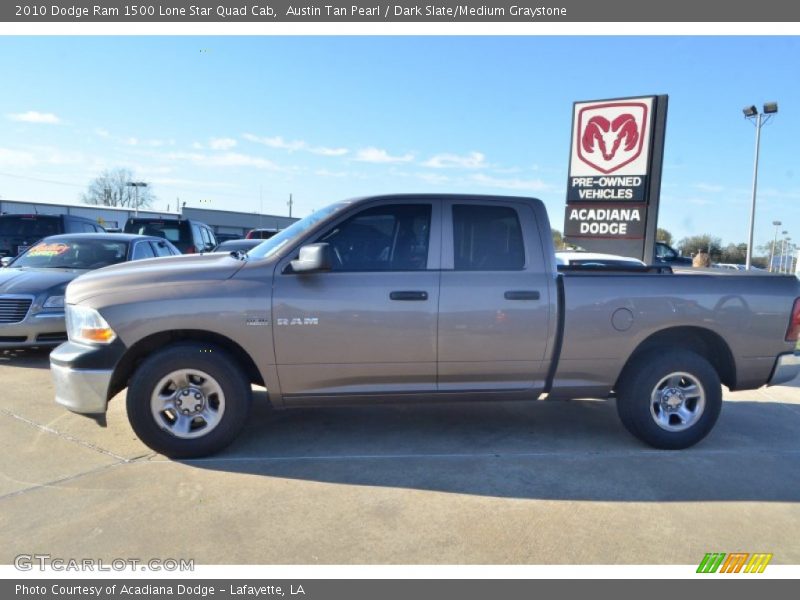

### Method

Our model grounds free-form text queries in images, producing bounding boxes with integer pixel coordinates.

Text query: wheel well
[108,330,265,399]
[616,326,736,390]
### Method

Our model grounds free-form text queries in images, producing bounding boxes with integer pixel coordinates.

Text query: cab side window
[131,241,156,260]
[200,227,216,251]
[151,240,175,257]
[452,205,525,271]
[317,204,432,272]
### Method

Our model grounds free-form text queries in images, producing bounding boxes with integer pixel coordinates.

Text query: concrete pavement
[1,347,798,564]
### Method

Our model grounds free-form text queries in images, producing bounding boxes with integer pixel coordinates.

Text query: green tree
[656,227,673,246]
[677,235,723,262]
[719,243,748,265]
[552,228,564,250]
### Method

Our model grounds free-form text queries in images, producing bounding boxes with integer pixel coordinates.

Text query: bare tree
[82,168,155,208]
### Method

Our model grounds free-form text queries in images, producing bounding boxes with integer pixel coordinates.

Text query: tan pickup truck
[50,194,800,457]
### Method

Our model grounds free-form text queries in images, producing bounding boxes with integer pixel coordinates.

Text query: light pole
[743,102,778,270]
[780,231,792,273]
[126,181,147,217]
[769,220,782,272]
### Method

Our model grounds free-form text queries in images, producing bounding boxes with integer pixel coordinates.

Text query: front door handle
[504,290,540,300]
[390,291,429,301]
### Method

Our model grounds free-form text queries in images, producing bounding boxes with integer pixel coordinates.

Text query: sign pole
[642,95,668,264]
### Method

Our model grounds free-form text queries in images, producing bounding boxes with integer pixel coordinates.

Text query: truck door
[438,199,552,392]
[272,201,441,398]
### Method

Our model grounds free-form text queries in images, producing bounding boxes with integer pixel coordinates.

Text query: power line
[0,169,84,188]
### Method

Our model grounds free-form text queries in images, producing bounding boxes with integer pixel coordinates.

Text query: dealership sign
[564,95,668,260]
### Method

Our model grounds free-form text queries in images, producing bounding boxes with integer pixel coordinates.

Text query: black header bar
[4,0,800,22]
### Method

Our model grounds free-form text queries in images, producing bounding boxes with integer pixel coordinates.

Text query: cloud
[243,133,350,157]
[309,146,349,157]
[0,147,37,168]
[7,111,61,124]
[243,133,305,152]
[423,151,486,169]
[209,137,237,151]
[470,173,552,192]
[149,177,236,188]
[415,172,450,184]
[94,128,110,138]
[164,151,282,171]
[125,137,174,147]
[355,147,414,164]
[693,182,724,193]
[315,169,349,178]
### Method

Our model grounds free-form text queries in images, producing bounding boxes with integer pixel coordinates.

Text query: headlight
[65,304,117,345]
[43,295,65,309]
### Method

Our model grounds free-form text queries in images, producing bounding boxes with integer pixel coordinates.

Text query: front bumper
[51,362,113,414]
[50,340,126,415]
[0,311,67,347]
[768,352,800,387]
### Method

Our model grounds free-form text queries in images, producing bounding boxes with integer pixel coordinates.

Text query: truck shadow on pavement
[0,347,52,370]
[184,394,800,502]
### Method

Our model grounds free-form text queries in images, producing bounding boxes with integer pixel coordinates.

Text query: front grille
[0,336,27,343]
[36,332,67,343]
[0,297,33,324]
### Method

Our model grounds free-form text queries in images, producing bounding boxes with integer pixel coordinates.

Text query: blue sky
[0,36,798,248]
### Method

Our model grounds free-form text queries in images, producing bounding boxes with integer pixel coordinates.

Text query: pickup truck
[50,194,800,458]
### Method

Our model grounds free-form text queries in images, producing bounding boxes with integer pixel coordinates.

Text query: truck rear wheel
[126,343,252,458]
[616,349,722,449]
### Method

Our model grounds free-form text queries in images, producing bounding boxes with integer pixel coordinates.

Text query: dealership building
[0,198,297,238]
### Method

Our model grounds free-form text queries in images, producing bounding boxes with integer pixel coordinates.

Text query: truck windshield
[247,202,348,260]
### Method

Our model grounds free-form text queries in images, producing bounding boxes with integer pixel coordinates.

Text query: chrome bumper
[51,362,112,415]
[0,311,67,347]
[768,353,800,387]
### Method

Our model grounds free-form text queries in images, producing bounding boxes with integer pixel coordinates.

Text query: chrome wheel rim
[150,369,225,439]
[649,371,706,432]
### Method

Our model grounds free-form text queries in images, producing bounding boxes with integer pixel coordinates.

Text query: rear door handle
[390,291,429,301]
[504,290,540,301]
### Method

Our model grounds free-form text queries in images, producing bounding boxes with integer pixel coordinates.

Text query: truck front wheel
[616,349,722,449]
[126,343,252,458]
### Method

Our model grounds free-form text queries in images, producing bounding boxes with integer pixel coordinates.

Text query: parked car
[0,233,179,348]
[213,232,243,244]
[246,228,279,240]
[213,239,263,253]
[556,251,647,268]
[0,213,105,258]
[654,241,693,265]
[51,194,800,458]
[123,217,217,254]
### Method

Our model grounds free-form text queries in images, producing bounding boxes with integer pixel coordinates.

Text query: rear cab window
[0,215,61,238]
[452,204,525,271]
[125,220,185,243]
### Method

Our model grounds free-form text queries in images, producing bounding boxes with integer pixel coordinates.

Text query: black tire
[126,342,252,458]
[616,348,722,449]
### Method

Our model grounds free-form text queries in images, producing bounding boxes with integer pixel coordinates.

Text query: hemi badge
[246,318,270,327]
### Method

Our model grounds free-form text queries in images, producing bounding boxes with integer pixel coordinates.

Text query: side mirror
[1,256,12,268]
[290,243,333,274]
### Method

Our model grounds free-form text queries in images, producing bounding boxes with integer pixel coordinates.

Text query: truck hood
[66,253,247,305]
[0,267,82,297]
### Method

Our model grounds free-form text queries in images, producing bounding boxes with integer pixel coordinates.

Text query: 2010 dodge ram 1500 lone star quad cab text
[50,195,800,457]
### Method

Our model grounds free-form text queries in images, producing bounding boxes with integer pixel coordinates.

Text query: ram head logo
[576,103,648,174]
